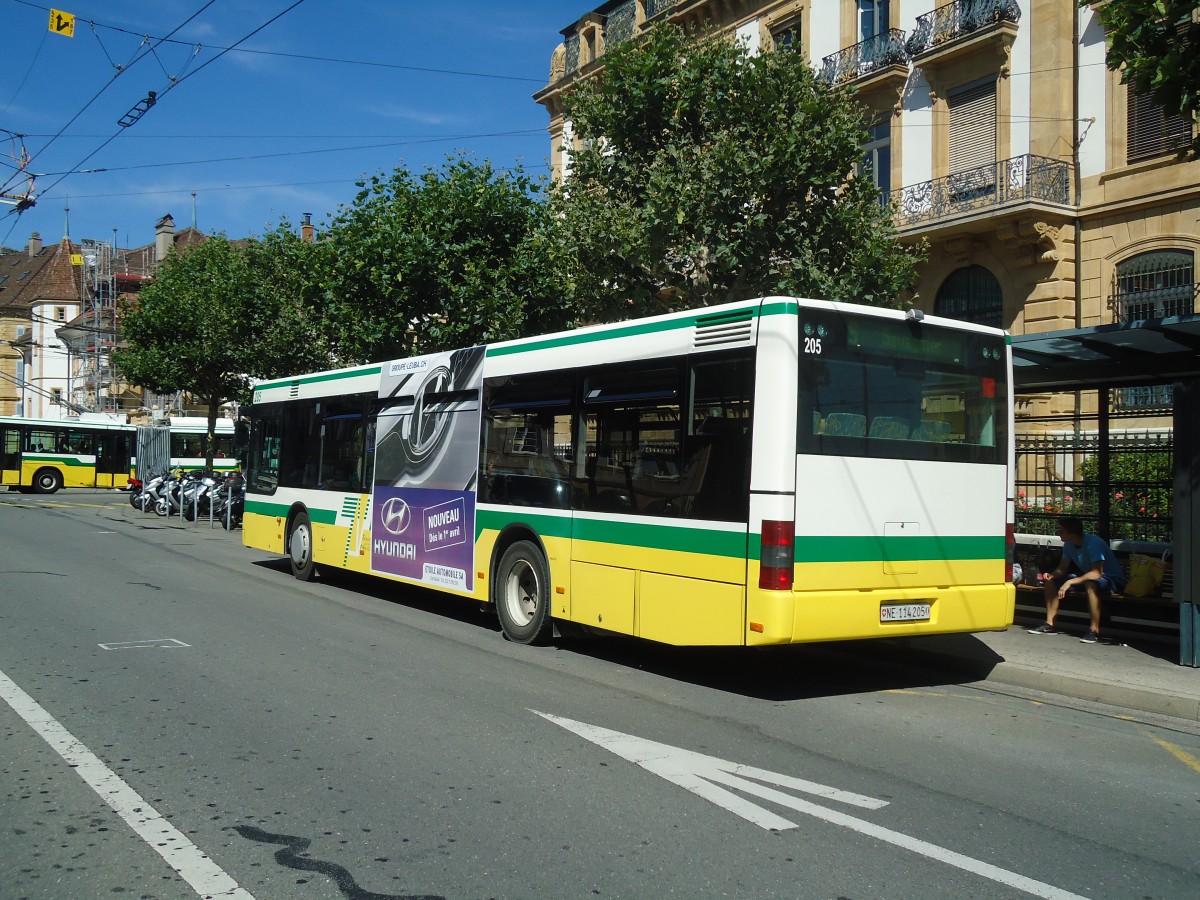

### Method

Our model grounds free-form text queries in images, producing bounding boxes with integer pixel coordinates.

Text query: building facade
[0,213,207,421]
[534,0,1199,424]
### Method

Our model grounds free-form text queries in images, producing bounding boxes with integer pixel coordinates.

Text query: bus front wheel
[494,540,552,645]
[288,511,316,581]
[32,468,62,494]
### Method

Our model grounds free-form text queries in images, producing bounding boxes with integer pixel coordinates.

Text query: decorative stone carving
[550,43,566,82]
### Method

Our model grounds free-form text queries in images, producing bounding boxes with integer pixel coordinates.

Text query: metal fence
[1016,425,1173,542]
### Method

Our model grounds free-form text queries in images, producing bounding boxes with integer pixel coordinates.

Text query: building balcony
[820,30,910,90]
[906,0,1021,70]
[884,154,1072,234]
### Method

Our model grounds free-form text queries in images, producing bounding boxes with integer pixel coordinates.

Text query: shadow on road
[250,558,1007,702]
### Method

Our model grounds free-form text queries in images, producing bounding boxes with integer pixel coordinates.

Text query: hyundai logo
[379,497,412,536]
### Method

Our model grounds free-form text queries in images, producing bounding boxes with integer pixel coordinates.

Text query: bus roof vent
[289,381,300,398]
[693,308,755,349]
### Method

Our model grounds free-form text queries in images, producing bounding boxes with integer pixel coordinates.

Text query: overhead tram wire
[8,0,310,219]
[0,0,220,201]
[12,0,544,85]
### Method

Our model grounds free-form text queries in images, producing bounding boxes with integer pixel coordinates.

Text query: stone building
[534,0,1199,425]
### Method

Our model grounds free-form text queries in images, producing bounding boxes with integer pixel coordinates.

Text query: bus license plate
[880,603,931,623]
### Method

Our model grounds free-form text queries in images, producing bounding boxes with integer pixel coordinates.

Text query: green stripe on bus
[791,534,1004,563]
[477,509,747,557]
[24,456,89,467]
[245,498,338,524]
[255,365,383,392]
[476,508,572,539]
[485,302,794,359]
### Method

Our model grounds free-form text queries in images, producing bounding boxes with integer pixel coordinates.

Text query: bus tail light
[1005,522,1015,583]
[759,520,795,591]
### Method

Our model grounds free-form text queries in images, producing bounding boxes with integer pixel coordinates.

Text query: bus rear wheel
[494,540,552,645]
[288,511,316,581]
[32,468,62,494]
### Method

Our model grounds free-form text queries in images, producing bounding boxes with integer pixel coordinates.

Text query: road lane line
[1141,729,1200,775]
[0,667,254,900]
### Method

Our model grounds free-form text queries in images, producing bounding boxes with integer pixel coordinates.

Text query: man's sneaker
[1028,623,1059,635]
[1079,630,1101,644]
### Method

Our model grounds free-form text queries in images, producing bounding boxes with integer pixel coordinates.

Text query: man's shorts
[1047,573,1124,596]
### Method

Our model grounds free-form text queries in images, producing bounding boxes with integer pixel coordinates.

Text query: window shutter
[1127,85,1193,163]
[948,82,996,174]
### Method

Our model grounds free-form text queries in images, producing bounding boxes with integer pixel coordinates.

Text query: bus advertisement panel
[371,348,484,591]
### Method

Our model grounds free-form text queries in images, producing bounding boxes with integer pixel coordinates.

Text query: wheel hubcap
[291,526,311,568]
[504,560,539,624]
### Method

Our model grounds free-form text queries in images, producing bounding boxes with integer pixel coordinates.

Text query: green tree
[1086,0,1200,153]
[114,234,333,471]
[311,155,566,364]
[553,23,921,323]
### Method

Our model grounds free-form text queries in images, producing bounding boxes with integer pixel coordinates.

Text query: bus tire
[494,540,552,645]
[32,468,62,494]
[288,511,316,581]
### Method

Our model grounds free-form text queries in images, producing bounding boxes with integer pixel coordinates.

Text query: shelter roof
[1011,315,1200,392]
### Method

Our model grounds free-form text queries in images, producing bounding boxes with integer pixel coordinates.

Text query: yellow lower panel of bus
[639,572,744,645]
[242,511,286,555]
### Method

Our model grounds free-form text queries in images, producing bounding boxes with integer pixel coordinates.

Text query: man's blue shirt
[1063,533,1126,589]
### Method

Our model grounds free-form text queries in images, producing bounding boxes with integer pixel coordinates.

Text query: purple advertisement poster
[371,486,475,590]
[370,346,484,591]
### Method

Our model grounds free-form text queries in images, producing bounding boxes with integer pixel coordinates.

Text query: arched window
[934,265,1003,327]
[1113,250,1195,321]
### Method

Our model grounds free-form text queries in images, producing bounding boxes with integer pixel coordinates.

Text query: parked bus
[0,414,133,493]
[164,417,238,473]
[242,297,1015,646]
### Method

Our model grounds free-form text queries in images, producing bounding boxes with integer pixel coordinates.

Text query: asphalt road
[2,489,1199,900]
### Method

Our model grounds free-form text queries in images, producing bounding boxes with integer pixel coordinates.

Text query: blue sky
[1,0,576,251]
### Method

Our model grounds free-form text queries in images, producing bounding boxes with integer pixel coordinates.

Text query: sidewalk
[876,625,1200,722]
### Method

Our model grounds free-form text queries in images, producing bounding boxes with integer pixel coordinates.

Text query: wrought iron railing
[1113,282,1200,321]
[820,30,910,85]
[885,154,1070,226]
[1016,427,1173,542]
[906,0,1022,56]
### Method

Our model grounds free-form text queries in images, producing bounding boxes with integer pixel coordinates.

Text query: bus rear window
[797,314,1007,464]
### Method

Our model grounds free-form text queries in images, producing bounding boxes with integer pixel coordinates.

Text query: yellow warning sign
[70,253,84,265]
[49,9,76,37]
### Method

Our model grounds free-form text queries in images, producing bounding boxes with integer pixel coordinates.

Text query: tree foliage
[310,156,567,364]
[553,24,921,322]
[114,234,333,470]
[1087,0,1200,153]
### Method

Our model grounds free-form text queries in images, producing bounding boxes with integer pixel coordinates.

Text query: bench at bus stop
[1013,535,1177,642]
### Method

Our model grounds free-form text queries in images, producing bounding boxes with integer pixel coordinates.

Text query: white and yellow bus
[242,297,1015,646]
[1,414,134,493]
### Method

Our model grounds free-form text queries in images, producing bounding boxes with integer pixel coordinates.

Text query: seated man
[1028,516,1127,643]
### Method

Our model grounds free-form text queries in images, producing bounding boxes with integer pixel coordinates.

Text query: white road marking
[534,710,1090,900]
[98,639,191,650]
[0,667,254,899]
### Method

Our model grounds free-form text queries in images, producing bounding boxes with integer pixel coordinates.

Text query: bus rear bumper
[747,584,1015,645]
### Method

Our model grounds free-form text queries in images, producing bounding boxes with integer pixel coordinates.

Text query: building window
[861,117,892,196]
[771,16,802,52]
[50,388,62,405]
[934,265,1003,327]
[947,79,997,202]
[859,0,890,40]
[55,306,66,321]
[1127,84,1193,163]
[1113,250,1196,321]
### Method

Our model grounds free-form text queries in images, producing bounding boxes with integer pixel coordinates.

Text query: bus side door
[1,425,19,486]
[95,431,132,489]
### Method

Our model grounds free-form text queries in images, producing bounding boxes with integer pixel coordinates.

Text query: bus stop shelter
[1010,315,1200,667]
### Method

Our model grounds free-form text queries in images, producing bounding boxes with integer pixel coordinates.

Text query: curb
[979,661,1200,723]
